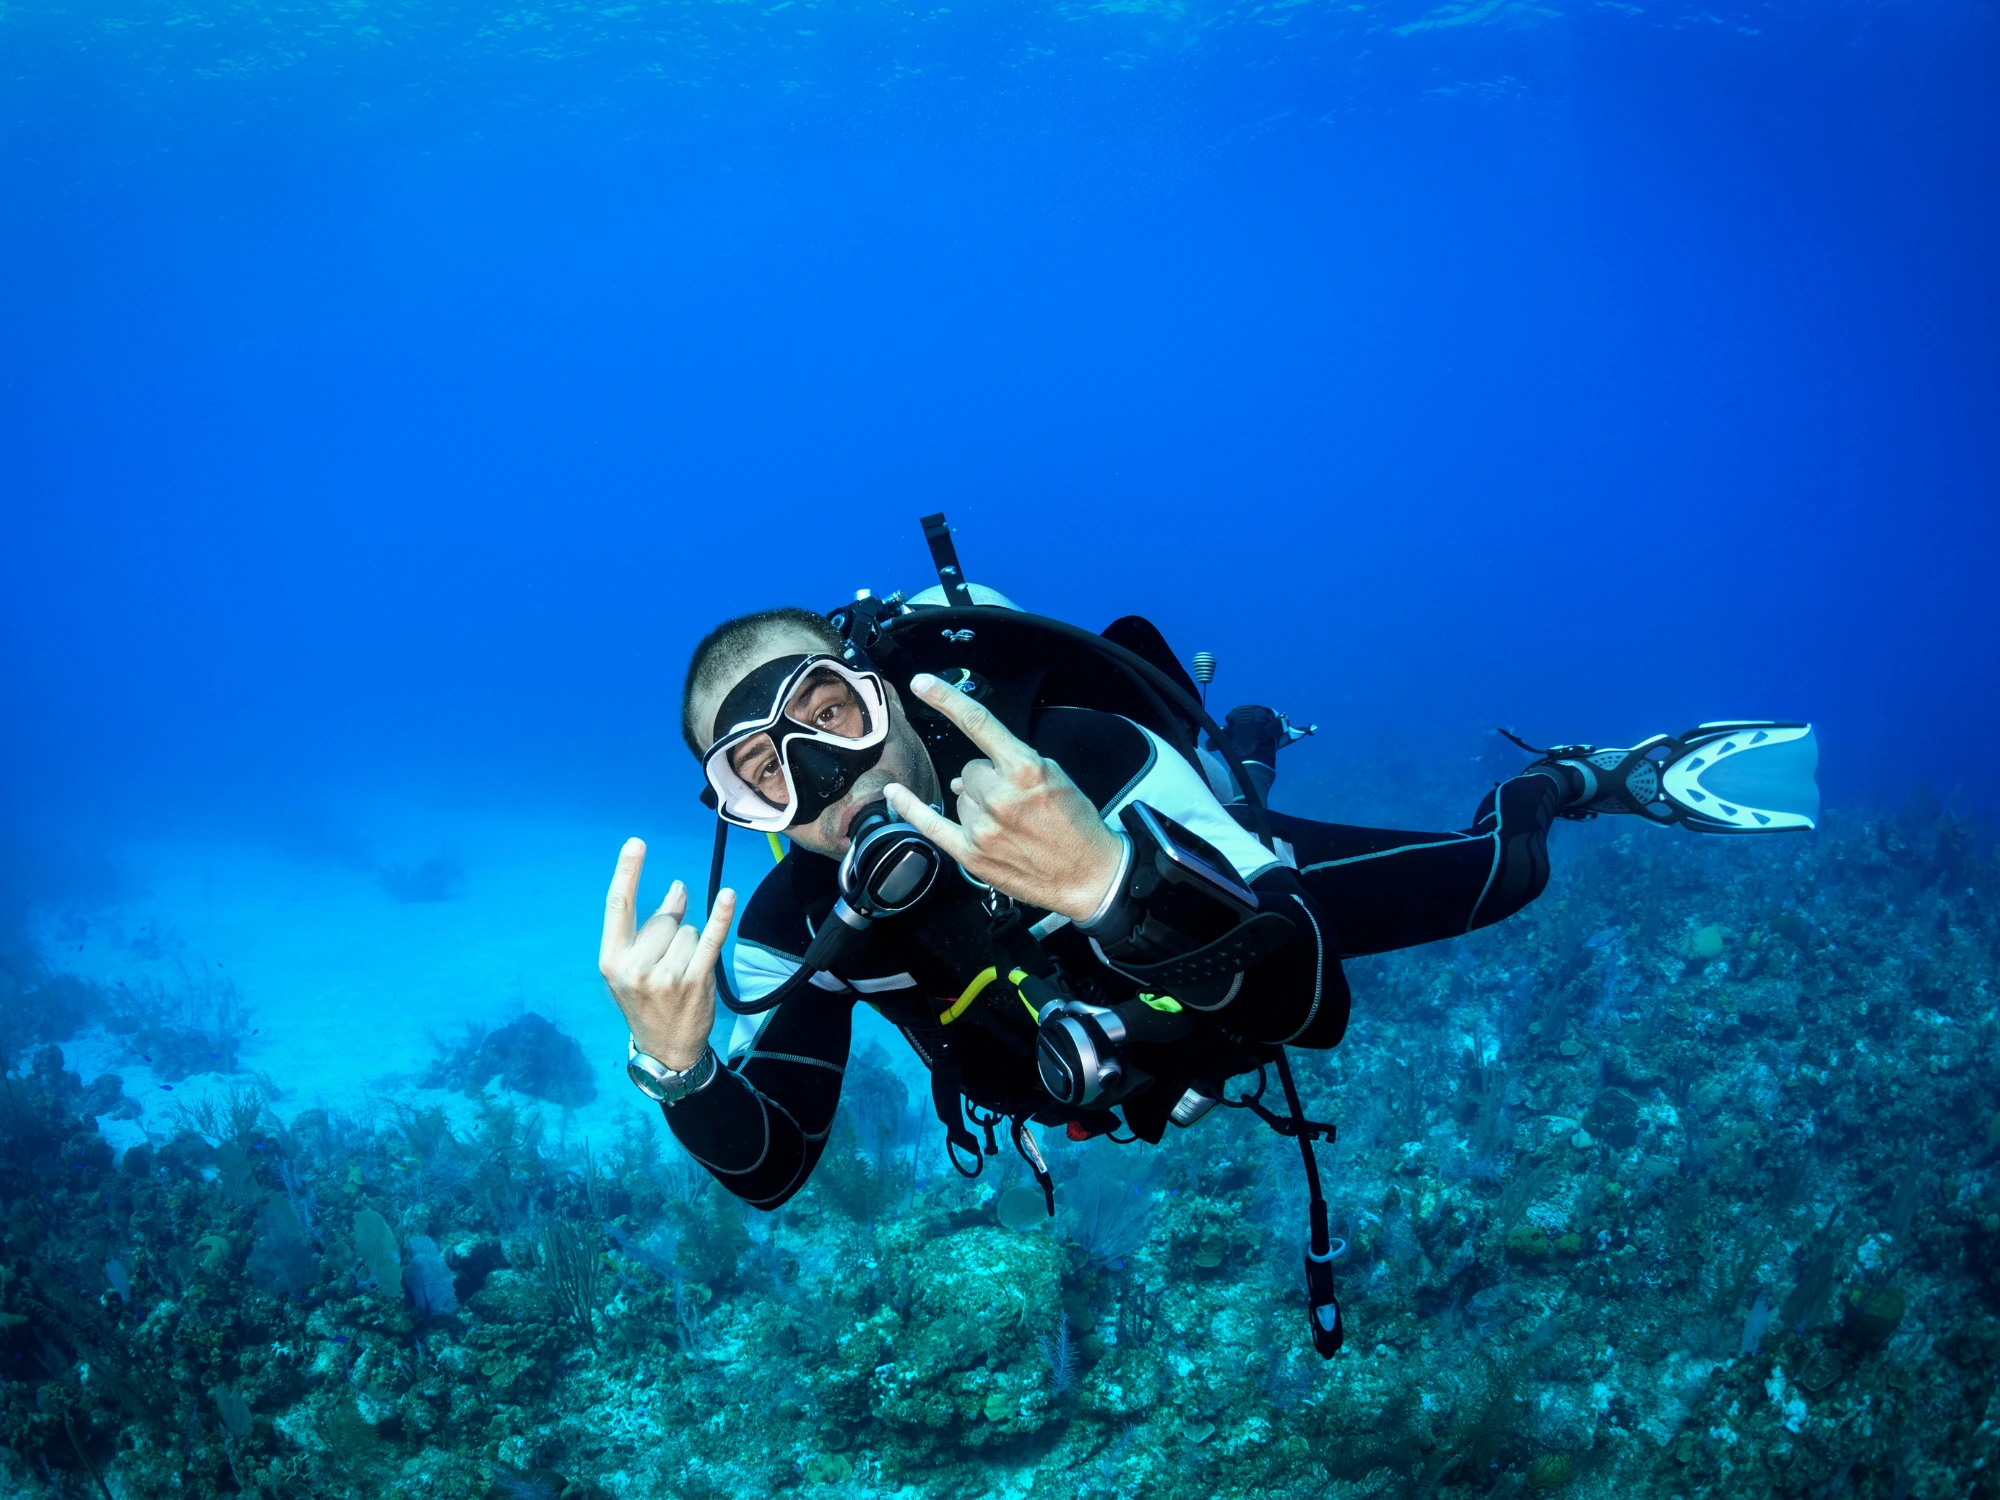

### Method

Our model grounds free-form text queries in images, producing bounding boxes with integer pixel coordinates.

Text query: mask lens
[726,731,792,815]
[783,669,872,741]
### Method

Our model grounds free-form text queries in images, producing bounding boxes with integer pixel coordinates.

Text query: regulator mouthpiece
[836,800,942,923]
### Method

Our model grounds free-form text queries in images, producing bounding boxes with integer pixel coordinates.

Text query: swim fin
[1519,722,1819,834]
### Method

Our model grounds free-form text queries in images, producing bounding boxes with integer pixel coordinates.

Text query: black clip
[968,1103,1004,1157]
[1221,1065,1338,1143]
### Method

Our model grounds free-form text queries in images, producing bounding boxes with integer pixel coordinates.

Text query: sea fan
[403,1235,458,1317]
[490,1464,569,1500]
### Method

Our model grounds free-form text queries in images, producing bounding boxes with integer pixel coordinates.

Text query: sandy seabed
[36,806,903,1161]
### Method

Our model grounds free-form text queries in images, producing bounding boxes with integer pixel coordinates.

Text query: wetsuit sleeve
[1223,864,1351,1050]
[1030,712,1284,886]
[658,865,855,1210]
[660,985,855,1209]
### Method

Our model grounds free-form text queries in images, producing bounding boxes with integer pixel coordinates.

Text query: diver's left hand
[883,673,1125,923]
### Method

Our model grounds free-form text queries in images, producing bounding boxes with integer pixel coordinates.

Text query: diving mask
[701,653,890,832]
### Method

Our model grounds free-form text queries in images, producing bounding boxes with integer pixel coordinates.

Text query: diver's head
[682,607,939,859]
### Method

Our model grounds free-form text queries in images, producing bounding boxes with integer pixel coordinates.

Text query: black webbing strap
[987,904,1059,981]
[928,1032,986,1177]
[921,512,976,607]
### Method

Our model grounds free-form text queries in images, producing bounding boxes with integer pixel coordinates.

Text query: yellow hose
[939,966,1000,1025]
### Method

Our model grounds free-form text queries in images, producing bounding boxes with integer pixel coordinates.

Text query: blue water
[2,1,1997,1494]
[5,0,1996,859]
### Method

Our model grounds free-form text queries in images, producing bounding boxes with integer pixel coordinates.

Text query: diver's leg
[1269,769,1572,958]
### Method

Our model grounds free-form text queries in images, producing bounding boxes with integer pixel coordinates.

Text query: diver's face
[697,643,938,859]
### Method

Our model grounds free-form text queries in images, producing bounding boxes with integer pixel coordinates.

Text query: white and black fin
[1533,721,1819,834]
[1657,722,1819,833]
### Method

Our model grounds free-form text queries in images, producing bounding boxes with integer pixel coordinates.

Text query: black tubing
[710,816,831,1017]
[1273,1048,1325,1219]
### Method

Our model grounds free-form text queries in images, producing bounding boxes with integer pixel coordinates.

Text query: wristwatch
[626,1039,719,1106]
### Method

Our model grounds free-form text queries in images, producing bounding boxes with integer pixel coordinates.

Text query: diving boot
[1200,705,1318,806]
[1510,722,1819,835]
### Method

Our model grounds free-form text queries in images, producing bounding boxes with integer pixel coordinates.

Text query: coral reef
[1,793,1996,1497]
[423,1014,598,1107]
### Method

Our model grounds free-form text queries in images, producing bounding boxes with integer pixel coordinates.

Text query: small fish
[160,1084,174,1092]
[1586,928,1622,948]
[142,1055,152,1063]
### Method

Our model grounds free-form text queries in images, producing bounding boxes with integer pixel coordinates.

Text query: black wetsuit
[661,706,1566,1210]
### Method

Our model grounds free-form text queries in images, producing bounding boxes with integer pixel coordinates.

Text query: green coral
[1527,1451,1576,1489]
[1506,1224,1552,1260]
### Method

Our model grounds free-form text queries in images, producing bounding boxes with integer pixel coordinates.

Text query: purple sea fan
[1057,1143,1161,1269]
[403,1235,458,1317]
[1740,1291,1773,1355]
[489,1462,568,1500]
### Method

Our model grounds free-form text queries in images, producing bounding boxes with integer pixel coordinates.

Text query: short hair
[681,606,846,756]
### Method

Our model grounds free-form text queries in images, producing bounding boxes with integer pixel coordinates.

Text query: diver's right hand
[598,838,736,1072]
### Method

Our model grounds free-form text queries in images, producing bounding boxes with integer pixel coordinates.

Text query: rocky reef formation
[1,793,1995,1497]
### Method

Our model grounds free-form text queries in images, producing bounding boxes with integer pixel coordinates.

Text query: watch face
[627,1059,670,1102]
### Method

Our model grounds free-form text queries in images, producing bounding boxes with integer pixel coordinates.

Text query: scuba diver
[596,515,1819,1358]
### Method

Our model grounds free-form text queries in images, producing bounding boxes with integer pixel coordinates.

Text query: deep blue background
[3,0,1995,863]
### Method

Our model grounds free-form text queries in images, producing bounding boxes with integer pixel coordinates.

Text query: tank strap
[921,512,976,607]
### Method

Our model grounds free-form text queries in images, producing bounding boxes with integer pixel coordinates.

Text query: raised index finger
[600,837,646,969]
[910,673,1033,769]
